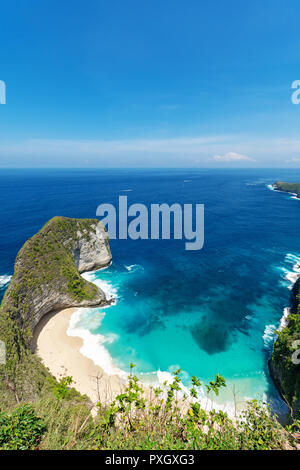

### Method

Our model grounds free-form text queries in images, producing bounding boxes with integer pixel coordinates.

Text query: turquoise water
[74,256,293,413]
[1,168,300,414]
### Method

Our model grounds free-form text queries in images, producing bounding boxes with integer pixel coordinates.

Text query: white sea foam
[68,294,237,416]
[268,252,296,340]
[155,369,238,417]
[266,183,294,196]
[124,264,143,273]
[124,264,137,271]
[285,253,300,264]
[278,253,300,289]
[67,308,127,378]
[67,267,248,417]
[67,267,127,378]
[275,253,300,338]
[81,271,118,303]
[141,369,233,415]
[267,183,300,200]
[285,270,300,287]
[262,324,276,350]
[67,263,146,380]
[0,274,12,289]
[279,308,290,331]
[267,183,282,193]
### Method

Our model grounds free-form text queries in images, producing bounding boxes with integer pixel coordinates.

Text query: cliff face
[270,278,300,418]
[268,182,300,418]
[1,216,111,330]
[0,217,112,403]
[74,222,112,274]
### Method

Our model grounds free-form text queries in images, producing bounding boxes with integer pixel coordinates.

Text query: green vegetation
[0,368,297,450]
[0,404,46,450]
[47,375,75,401]
[272,315,300,415]
[273,181,300,198]
[0,216,107,405]
[271,280,300,418]
[269,183,300,419]
[7,216,101,308]
[0,215,299,450]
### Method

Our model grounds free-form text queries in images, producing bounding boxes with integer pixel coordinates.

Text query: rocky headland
[0,216,112,404]
[270,277,300,418]
[269,184,300,418]
[273,181,300,199]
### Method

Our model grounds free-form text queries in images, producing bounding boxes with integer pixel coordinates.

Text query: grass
[0,216,108,404]
[0,368,298,450]
[0,214,299,450]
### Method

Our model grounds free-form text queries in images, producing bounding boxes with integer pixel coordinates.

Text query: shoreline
[33,307,126,410]
[268,183,300,200]
[33,305,265,420]
[33,305,241,418]
[33,230,296,420]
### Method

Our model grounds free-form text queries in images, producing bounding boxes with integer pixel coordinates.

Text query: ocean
[1,168,300,415]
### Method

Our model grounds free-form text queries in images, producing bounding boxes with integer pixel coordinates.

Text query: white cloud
[1,134,300,167]
[0,135,232,157]
[212,152,254,162]
[286,157,300,163]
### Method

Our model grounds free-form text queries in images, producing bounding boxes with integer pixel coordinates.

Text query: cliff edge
[269,281,300,417]
[0,216,111,404]
[269,185,300,417]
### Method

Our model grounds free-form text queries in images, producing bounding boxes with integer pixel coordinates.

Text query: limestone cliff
[0,216,111,403]
[270,259,300,419]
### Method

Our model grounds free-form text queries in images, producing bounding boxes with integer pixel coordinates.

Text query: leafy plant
[47,376,74,401]
[0,404,46,450]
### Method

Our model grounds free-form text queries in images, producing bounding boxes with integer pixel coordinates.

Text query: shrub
[0,404,46,450]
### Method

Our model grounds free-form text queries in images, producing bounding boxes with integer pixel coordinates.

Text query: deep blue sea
[1,168,300,414]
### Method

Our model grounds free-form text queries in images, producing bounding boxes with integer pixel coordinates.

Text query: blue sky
[0,0,300,167]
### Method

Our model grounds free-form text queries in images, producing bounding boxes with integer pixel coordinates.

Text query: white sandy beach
[33,307,247,420]
[34,307,126,410]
